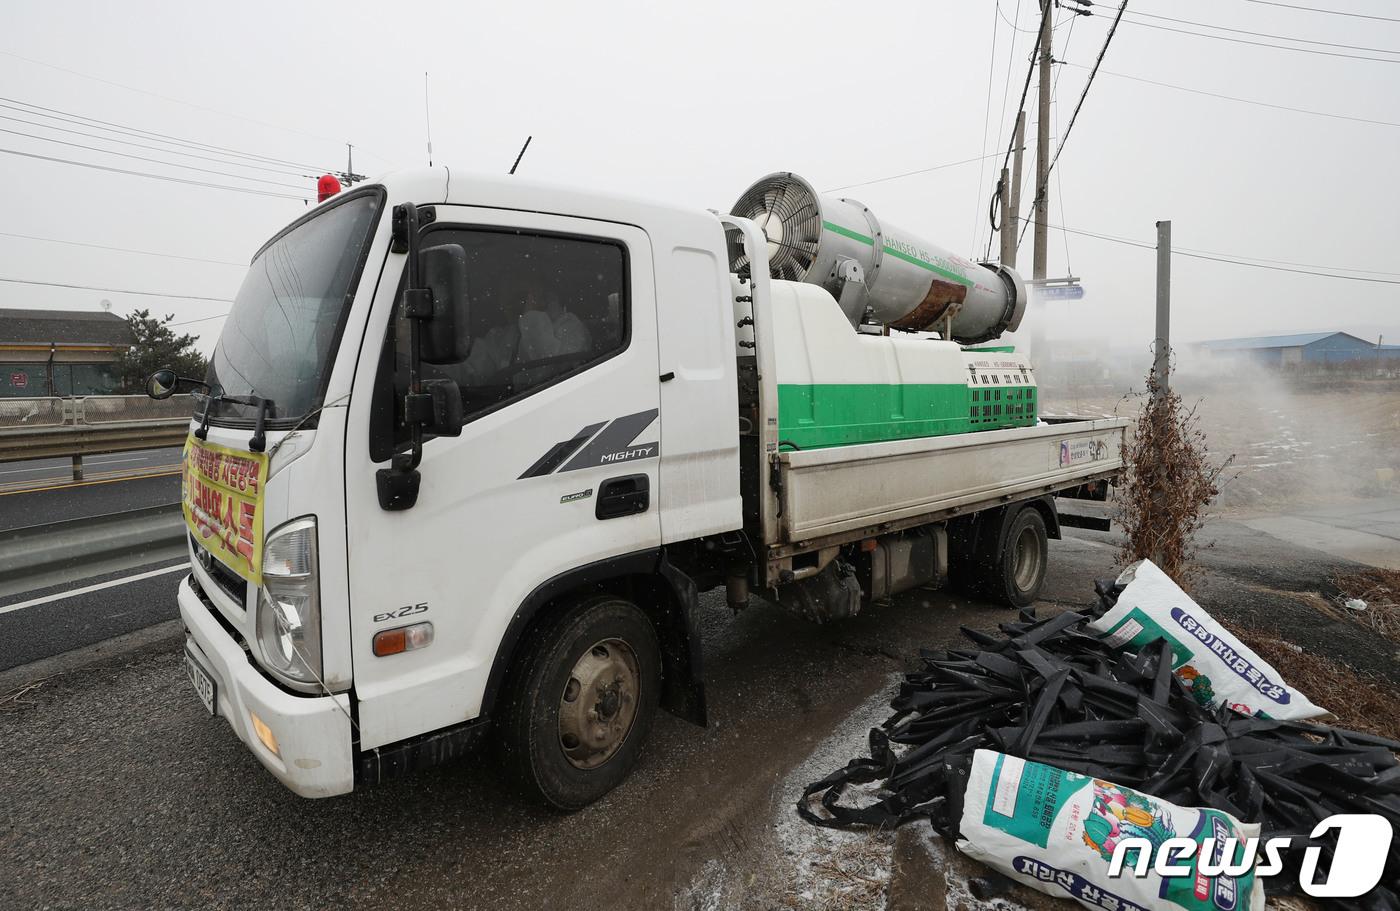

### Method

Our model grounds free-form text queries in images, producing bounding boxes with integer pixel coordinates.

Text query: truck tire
[498,596,661,810]
[986,506,1048,608]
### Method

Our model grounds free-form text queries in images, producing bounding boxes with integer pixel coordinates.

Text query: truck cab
[172,167,1124,807]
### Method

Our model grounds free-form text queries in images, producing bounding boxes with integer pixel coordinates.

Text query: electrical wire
[972,1,1003,252]
[1241,0,1400,24]
[0,126,313,190]
[1123,9,1400,55]
[0,95,338,173]
[0,276,234,301]
[0,49,383,158]
[0,231,246,267]
[0,110,316,178]
[1019,0,1129,249]
[170,313,230,326]
[1049,224,1400,284]
[822,151,1003,193]
[985,0,1048,259]
[1065,63,1400,129]
[997,1,1038,34]
[0,146,309,200]
[1120,18,1400,64]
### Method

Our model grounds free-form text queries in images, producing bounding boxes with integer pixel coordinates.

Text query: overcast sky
[2,0,1397,355]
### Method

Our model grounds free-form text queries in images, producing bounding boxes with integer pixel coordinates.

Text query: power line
[0,231,246,267]
[0,48,375,156]
[1123,9,1400,55]
[1049,224,1400,283]
[1069,63,1400,129]
[972,1,1003,252]
[170,313,229,327]
[0,110,316,177]
[0,276,234,301]
[0,96,338,173]
[985,0,1049,259]
[0,146,309,200]
[1241,0,1400,24]
[1019,0,1129,248]
[822,151,1004,193]
[0,126,313,190]
[993,0,1026,165]
[1120,18,1400,64]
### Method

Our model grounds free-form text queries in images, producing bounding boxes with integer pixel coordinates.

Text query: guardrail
[0,503,186,599]
[0,395,195,472]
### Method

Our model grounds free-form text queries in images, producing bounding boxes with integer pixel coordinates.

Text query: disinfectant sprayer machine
[729,172,1035,450]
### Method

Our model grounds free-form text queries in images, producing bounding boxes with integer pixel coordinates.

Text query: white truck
[152,168,1125,808]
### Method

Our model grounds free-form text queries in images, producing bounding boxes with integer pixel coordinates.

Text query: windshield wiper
[194,392,275,453]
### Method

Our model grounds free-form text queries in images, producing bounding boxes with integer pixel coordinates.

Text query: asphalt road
[0,562,185,672]
[0,450,181,531]
[0,518,1389,911]
[0,455,185,670]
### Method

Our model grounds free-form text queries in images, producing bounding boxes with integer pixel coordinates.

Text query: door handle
[596,474,649,520]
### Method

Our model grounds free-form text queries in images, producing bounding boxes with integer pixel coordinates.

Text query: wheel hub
[558,638,640,770]
[1013,525,1042,592]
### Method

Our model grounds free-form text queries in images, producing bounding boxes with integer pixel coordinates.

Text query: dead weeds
[1115,365,1234,591]
[1224,621,1400,743]
[1334,567,1400,643]
[781,833,893,911]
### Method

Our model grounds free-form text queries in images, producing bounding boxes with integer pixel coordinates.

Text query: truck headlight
[256,517,322,685]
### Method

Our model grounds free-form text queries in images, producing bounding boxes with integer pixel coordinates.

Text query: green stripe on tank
[778,383,1037,450]
[820,221,973,288]
[821,220,875,246]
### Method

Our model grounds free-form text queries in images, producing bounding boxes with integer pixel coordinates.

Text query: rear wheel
[986,507,1048,608]
[498,596,660,810]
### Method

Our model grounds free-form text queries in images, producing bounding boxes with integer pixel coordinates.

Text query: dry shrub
[1115,364,1233,589]
[1223,621,1400,742]
[1333,567,1400,644]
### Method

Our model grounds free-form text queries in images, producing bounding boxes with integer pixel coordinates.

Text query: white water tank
[730,172,1026,344]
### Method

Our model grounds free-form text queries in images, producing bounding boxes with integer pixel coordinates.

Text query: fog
[1036,340,1400,513]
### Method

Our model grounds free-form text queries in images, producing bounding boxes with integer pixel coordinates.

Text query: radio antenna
[424,72,433,167]
[509,135,531,175]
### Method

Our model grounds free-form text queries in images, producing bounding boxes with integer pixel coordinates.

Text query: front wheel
[498,596,661,810]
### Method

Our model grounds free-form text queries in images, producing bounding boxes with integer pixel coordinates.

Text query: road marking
[0,563,189,616]
[0,466,181,496]
[0,456,150,476]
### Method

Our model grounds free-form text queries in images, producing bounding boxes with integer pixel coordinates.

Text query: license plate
[184,644,217,716]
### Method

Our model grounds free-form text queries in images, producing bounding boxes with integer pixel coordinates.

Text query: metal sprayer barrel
[729,172,1026,344]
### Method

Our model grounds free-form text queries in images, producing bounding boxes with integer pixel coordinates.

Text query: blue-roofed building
[1196,331,1400,367]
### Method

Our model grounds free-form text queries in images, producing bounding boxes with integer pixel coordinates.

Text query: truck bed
[770,417,1128,551]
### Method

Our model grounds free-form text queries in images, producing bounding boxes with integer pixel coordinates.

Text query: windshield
[205,191,382,423]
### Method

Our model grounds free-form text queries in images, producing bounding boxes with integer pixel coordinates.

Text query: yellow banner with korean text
[181,435,267,585]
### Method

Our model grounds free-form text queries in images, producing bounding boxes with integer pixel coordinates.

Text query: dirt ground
[5,514,1395,911]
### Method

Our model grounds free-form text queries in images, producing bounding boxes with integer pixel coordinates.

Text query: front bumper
[179,575,354,797]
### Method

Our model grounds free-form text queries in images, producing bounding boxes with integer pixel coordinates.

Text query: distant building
[0,308,135,397]
[1195,331,1400,367]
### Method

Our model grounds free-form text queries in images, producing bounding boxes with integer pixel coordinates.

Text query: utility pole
[1033,0,1052,282]
[1002,111,1026,268]
[1154,220,1172,391]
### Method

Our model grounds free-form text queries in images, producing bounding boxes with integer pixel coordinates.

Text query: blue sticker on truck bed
[518,409,659,479]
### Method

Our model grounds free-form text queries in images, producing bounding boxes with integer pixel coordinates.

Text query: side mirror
[420,244,471,364]
[145,368,178,400]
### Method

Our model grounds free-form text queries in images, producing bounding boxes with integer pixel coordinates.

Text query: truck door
[344,208,661,751]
